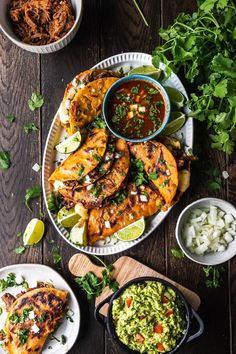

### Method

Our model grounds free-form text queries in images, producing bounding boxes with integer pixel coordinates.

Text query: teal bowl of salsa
[102,74,171,142]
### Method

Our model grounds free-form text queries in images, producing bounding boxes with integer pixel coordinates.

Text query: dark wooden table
[0,1,235,353]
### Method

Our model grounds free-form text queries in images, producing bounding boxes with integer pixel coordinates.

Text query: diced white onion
[131,191,137,195]
[28,311,35,320]
[32,163,41,172]
[183,205,235,255]
[15,275,24,285]
[87,184,94,191]
[31,324,40,333]
[138,106,146,112]
[140,195,148,202]
[65,99,71,109]
[115,152,121,159]
[222,170,229,179]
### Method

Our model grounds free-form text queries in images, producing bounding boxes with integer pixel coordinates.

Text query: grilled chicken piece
[59,139,130,208]
[49,128,108,182]
[87,183,163,244]
[2,287,68,354]
[68,77,118,135]
[1,293,16,311]
[59,69,122,132]
[129,141,178,206]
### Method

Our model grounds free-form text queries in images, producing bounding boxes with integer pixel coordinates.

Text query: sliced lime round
[23,218,45,246]
[56,131,81,154]
[162,115,186,136]
[165,86,185,108]
[114,217,145,241]
[70,221,87,246]
[128,66,162,80]
[57,206,80,228]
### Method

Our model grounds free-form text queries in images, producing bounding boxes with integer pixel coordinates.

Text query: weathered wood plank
[40,1,104,353]
[162,1,231,354]
[0,34,42,265]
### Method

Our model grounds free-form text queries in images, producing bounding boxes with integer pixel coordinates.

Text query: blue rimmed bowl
[102,74,171,143]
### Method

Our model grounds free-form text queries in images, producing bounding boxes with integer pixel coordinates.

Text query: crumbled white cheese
[53,180,65,191]
[28,311,35,320]
[65,99,71,109]
[60,114,69,125]
[15,275,24,285]
[105,221,111,229]
[222,170,229,179]
[84,175,91,183]
[87,184,94,191]
[166,169,170,176]
[138,106,146,112]
[114,152,121,159]
[72,78,78,87]
[140,195,148,202]
[32,163,41,172]
[31,324,40,333]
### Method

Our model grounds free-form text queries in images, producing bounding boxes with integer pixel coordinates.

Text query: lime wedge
[57,206,80,228]
[169,111,186,122]
[74,203,88,220]
[165,87,185,108]
[162,114,186,136]
[114,217,145,241]
[128,66,162,80]
[70,221,87,246]
[23,218,45,246]
[56,131,81,154]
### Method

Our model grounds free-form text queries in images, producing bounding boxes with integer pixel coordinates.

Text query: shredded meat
[9,0,75,45]
[1,293,16,311]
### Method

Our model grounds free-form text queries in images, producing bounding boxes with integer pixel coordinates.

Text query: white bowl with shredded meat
[0,0,83,53]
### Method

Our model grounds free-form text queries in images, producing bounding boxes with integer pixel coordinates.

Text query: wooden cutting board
[69,254,201,315]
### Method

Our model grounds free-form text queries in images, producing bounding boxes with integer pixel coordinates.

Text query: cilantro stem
[132,0,149,27]
[92,255,109,271]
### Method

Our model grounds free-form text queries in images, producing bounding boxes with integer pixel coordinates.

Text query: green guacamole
[112,281,186,353]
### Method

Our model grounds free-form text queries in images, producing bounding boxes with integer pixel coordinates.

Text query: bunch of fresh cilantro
[152,0,236,154]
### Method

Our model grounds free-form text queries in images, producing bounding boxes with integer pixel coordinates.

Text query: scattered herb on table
[24,185,41,211]
[17,231,22,238]
[61,335,67,345]
[50,240,62,265]
[206,168,222,191]
[15,246,26,255]
[5,114,16,123]
[63,307,74,323]
[28,92,44,111]
[0,151,11,170]
[152,0,236,154]
[203,265,225,288]
[75,255,119,299]
[0,308,2,315]
[132,0,149,27]
[47,192,62,214]
[171,248,185,259]
[23,122,39,134]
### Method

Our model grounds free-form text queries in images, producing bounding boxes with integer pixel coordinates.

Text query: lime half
[128,66,162,80]
[23,218,45,246]
[70,221,87,246]
[57,206,80,228]
[162,114,186,136]
[56,131,81,154]
[165,87,185,108]
[114,217,145,241]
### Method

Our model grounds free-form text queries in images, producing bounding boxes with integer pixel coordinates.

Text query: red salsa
[107,79,166,139]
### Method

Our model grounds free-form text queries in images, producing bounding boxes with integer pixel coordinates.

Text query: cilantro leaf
[15,246,26,255]
[47,192,62,213]
[24,185,41,211]
[23,122,39,134]
[6,114,16,123]
[28,92,44,111]
[171,248,185,259]
[0,151,11,170]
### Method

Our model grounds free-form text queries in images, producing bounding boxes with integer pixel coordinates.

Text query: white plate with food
[0,264,80,354]
[42,52,193,255]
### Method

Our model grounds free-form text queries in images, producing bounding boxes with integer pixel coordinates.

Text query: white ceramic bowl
[0,0,83,54]
[176,198,236,265]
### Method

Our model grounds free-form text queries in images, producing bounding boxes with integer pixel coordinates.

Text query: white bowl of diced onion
[176,198,236,265]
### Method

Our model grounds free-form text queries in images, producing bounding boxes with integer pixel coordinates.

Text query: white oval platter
[0,264,80,354]
[42,52,193,255]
